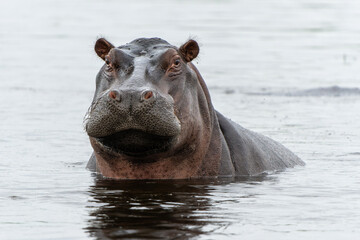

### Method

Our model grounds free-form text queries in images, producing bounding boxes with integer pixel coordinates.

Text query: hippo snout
[108,89,155,103]
[105,88,160,118]
[84,87,181,139]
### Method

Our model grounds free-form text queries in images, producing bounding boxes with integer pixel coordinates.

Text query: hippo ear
[179,40,199,62]
[95,38,115,60]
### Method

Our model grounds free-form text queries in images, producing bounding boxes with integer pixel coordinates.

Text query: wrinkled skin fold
[84,37,305,179]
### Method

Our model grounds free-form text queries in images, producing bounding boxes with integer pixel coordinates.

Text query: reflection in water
[85,175,271,239]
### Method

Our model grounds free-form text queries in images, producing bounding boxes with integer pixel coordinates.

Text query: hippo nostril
[142,90,154,100]
[109,90,121,102]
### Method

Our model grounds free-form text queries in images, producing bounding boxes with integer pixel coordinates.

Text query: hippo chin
[84,37,305,179]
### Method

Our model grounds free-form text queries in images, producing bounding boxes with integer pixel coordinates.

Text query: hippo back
[217,111,304,176]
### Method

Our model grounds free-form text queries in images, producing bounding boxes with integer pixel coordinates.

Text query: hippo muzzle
[85,86,181,156]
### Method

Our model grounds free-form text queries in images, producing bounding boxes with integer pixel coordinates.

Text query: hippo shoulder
[216,111,304,176]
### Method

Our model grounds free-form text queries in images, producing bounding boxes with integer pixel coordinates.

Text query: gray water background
[1,0,360,239]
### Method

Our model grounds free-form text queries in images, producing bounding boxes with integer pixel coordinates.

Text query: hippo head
[84,38,221,179]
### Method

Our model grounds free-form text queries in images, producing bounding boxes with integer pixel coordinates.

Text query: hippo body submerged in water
[84,37,304,179]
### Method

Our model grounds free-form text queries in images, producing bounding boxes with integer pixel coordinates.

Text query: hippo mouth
[93,129,176,157]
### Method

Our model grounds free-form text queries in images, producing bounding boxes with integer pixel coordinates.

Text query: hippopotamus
[84,37,304,179]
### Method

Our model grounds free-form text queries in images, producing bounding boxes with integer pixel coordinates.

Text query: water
[1,0,359,239]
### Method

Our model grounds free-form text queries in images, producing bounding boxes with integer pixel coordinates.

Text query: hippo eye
[105,56,110,65]
[169,58,181,71]
[104,56,115,72]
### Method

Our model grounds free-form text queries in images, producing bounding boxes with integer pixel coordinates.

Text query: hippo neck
[189,63,214,114]
[189,63,222,177]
